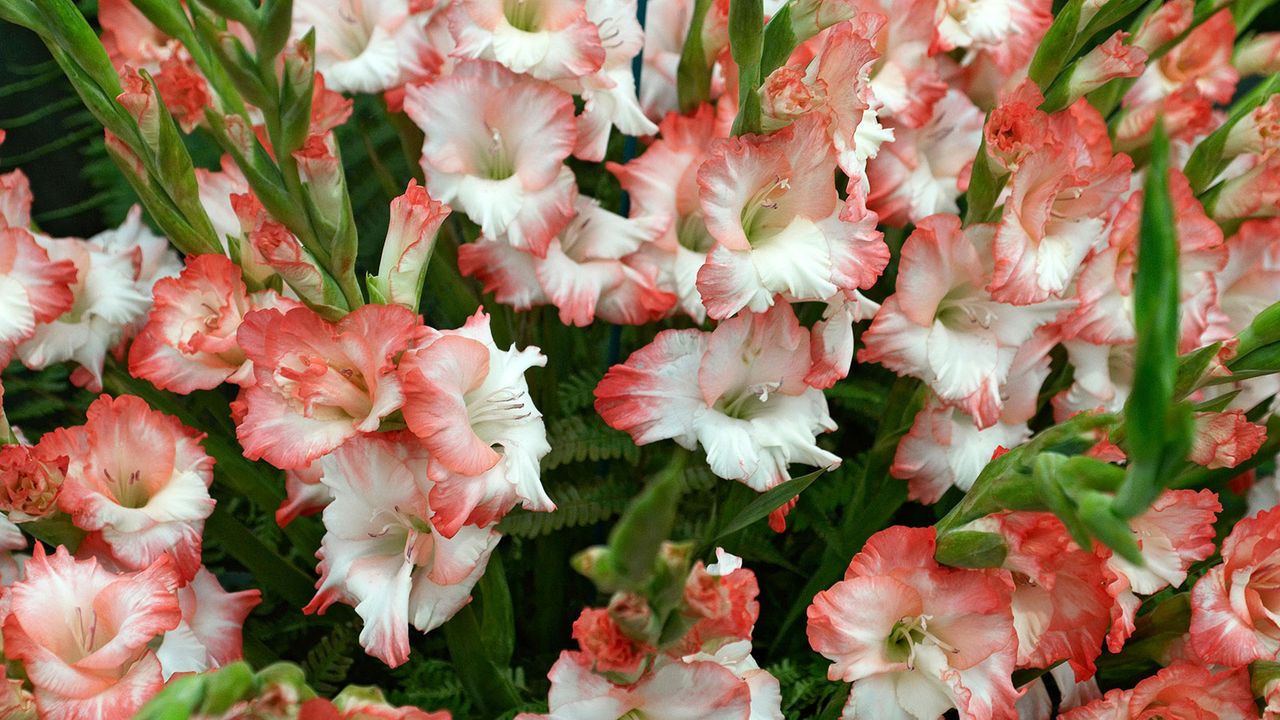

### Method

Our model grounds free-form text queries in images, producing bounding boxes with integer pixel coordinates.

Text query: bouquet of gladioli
[0,0,1279,716]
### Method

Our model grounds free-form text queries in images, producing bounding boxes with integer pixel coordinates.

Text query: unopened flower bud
[1066,32,1147,102]
[371,180,450,312]
[1224,96,1280,159]
[789,0,856,45]
[1132,0,1192,54]
[760,67,826,133]
[1235,32,1280,76]
[607,592,657,640]
[0,443,66,521]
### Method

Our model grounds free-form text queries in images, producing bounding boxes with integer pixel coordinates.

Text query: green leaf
[1026,0,1082,89]
[256,0,295,62]
[478,551,516,669]
[934,530,1008,569]
[710,468,825,541]
[1173,342,1222,398]
[135,662,256,719]
[758,4,798,79]
[32,0,122,97]
[728,0,764,135]
[608,451,688,588]
[443,605,520,717]
[1115,122,1182,519]
[963,136,1008,226]
[1077,490,1142,564]
[675,0,717,112]
[195,0,261,30]
[1068,0,1147,57]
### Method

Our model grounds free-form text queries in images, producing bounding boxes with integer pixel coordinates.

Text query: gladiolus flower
[129,253,301,394]
[0,439,67,521]
[866,89,984,227]
[859,214,1067,428]
[571,608,652,675]
[458,197,675,326]
[1059,662,1255,720]
[807,525,1019,720]
[304,433,500,667]
[155,567,261,677]
[448,0,606,80]
[293,0,429,94]
[1104,489,1220,652]
[45,394,216,581]
[0,227,76,365]
[399,310,553,535]
[234,303,421,469]
[1190,410,1267,470]
[518,651,755,720]
[609,105,724,322]
[695,114,888,319]
[596,303,840,495]
[989,116,1133,306]
[676,551,760,653]
[983,512,1112,679]
[1190,505,1280,666]
[2,546,182,720]
[404,61,578,257]
[17,219,165,391]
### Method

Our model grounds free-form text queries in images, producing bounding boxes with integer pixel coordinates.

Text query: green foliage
[498,476,636,538]
[542,414,640,469]
[386,659,471,717]
[1115,124,1190,519]
[302,623,357,696]
[770,658,848,718]
[0,363,92,437]
[555,368,603,414]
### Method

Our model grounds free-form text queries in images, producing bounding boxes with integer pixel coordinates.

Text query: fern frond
[498,477,636,538]
[543,415,639,470]
[302,623,357,695]
[555,370,602,414]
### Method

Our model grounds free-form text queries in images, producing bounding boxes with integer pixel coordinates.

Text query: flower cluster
[2,0,1280,716]
[807,490,1224,719]
[519,548,782,719]
[0,392,258,719]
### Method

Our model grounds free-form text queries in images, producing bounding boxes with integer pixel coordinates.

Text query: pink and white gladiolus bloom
[859,214,1068,428]
[129,253,300,394]
[399,310,554,536]
[448,0,606,81]
[807,526,1019,720]
[16,208,177,391]
[45,394,215,582]
[304,433,500,668]
[609,105,724,322]
[0,225,76,366]
[155,567,260,677]
[516,651,763,720]
[233,303,422,470]
[2,546,182,720]
[458,196,674,327]
[695,114,889,320]
[1190,505,1280,666]
[595,303,839,501]
[404,61,578,257]
[293,0,429,94]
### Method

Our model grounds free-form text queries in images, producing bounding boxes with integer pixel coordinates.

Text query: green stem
[443,604,521,716]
